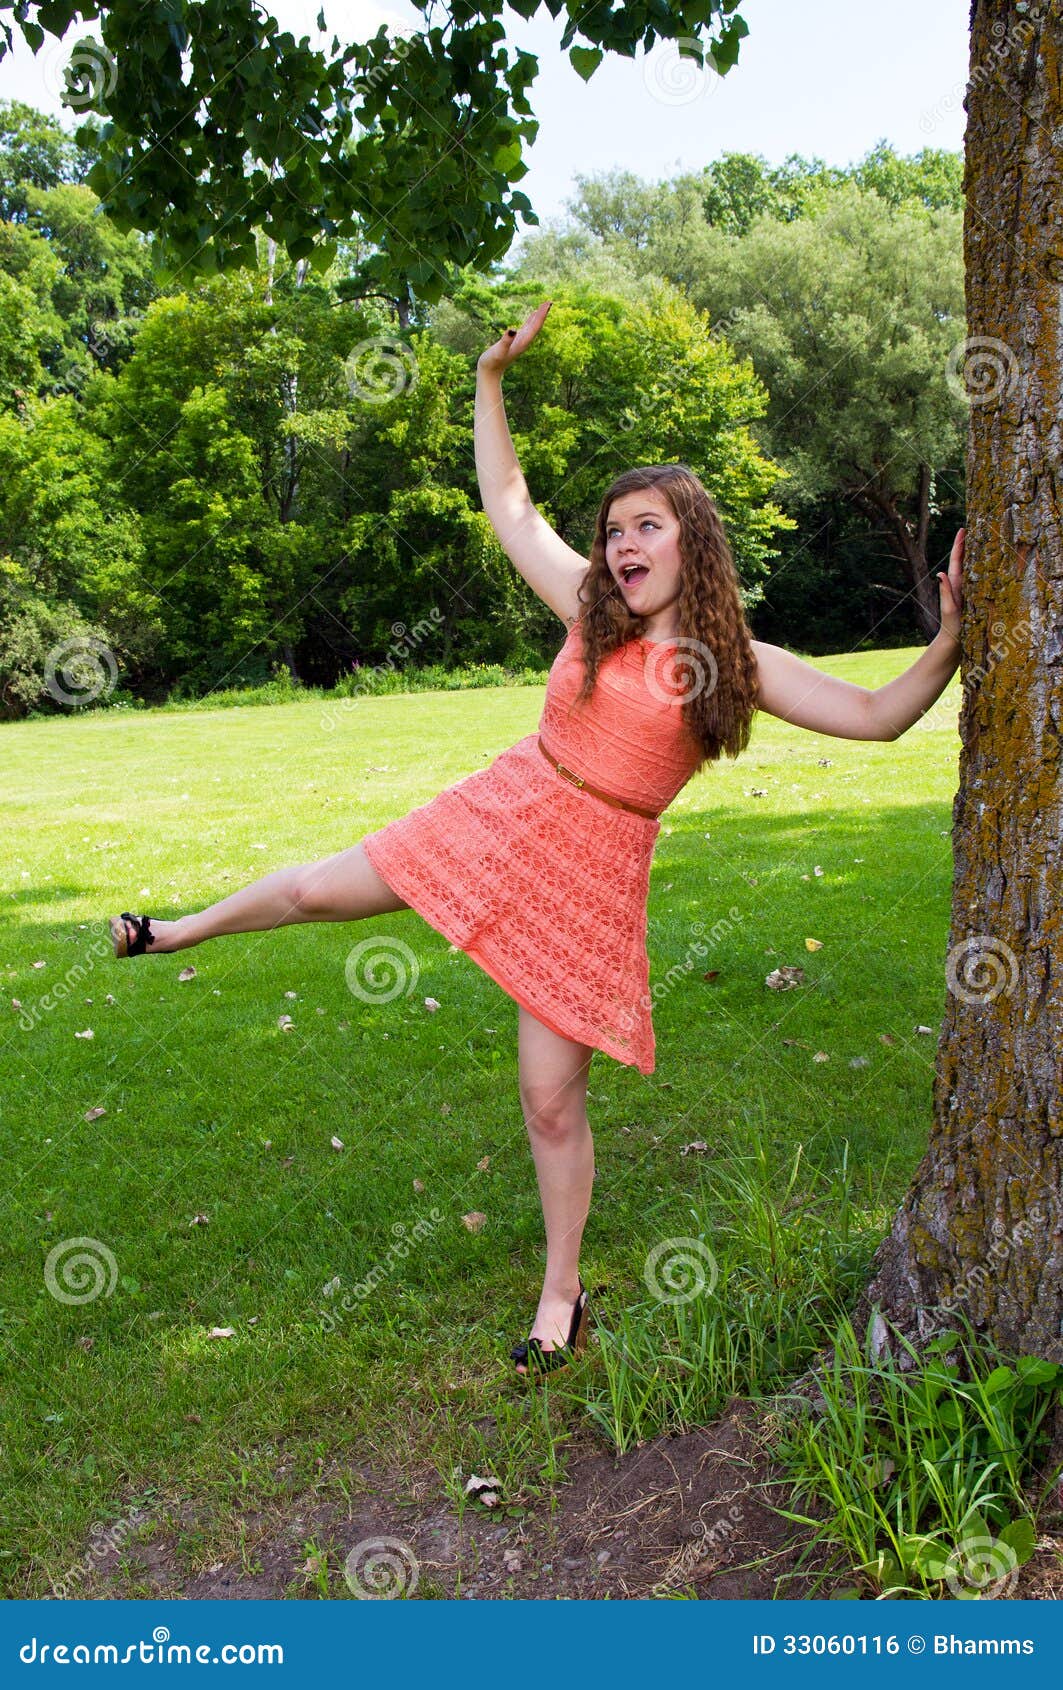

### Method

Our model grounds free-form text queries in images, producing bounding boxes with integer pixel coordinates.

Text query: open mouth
[620,563,649,588]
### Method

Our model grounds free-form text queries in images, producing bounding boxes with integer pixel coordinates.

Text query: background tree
[0,95,95,221]
[691,185,967,639]
[512,157,967,643]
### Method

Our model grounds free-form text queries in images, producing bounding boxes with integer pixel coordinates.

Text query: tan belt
[537,736,661,820]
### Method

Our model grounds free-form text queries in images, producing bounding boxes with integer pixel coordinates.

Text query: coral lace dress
[360,619,704,1073]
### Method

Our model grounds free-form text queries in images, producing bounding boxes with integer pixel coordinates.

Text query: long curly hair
[573,464,760,769]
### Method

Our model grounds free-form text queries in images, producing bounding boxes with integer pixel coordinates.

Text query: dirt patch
[58,1397,1063,1601]
[64,1398,838,1601]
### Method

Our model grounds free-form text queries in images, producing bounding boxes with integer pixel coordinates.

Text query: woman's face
[604,488,683,620]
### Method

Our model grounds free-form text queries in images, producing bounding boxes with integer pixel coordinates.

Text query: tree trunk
[856,0,1063,1360]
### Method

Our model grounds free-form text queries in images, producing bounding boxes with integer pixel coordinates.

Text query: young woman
[109,300,965,1376]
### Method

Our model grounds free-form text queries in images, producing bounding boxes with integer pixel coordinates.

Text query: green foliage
[0,96,97,222]
[771,1317,1060,1599]
[568,1133,883,1451]
[0,96,963,696]
[0,2,750,300]
[0,570,112,715]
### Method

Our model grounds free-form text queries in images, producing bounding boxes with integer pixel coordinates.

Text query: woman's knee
[520,1080,588,1140]
[288,860,335,918]
[289,844,410,921]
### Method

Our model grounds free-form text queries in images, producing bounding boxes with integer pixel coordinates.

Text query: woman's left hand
[936,527,964,644]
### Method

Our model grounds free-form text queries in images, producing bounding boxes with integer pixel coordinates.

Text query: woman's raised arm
[475,300,587,627]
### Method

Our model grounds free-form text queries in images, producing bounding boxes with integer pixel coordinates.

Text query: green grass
[768,1315,1059,1599]
[1,645,964,1596]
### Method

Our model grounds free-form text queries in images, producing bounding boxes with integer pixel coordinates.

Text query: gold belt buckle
[555,761,585,789]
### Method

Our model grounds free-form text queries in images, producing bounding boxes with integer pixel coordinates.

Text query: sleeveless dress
[360,620,705,1073]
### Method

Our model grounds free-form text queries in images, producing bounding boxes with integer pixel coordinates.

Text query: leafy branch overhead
[0,1,749,300]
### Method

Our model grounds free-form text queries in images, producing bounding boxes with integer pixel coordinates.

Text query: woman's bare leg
[515,1005,595,1373]
[120,842,409,954]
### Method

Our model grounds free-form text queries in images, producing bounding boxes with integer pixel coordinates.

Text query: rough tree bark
[856,0,1063,1359]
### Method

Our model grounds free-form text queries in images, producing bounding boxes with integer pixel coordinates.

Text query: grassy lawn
[0,646,962,1597]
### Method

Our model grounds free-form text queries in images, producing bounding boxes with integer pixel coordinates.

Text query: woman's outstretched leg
[115,842,410,954]
[514,1005,596,1373]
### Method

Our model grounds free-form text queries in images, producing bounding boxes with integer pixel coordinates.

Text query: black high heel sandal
[510,1277,590,1375]
[109,913,157,958]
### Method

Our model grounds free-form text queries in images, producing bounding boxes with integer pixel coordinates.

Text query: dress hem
[362,833,655,1076]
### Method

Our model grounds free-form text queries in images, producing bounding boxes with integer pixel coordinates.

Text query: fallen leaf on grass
[330,1136,344,1152]
[75,1335,94,1352]
[208,1327,235,1340]
[680,1140,709,1156]
[915,1024,934,1035]
[424,997,441,1012]
[189,1213,209,1226]
[879,1033,897,1047]
[32,960,46,970]
[703,970,720,982]
[849,1057,870,1069]
[765,966,805,991]
[476,1155,490,1171]
[74,1028,94,1039]
[413,1178,425,1193]
[462,1211,487,1233]
[812,1051,830,1063]
[277,1014,294,1031]
[83,1107,106,1122]
[464,1472,503,1507]
[178,966,197,982]
[804,937,823,951]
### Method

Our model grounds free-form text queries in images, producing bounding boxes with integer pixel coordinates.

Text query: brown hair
[573,464,759,770]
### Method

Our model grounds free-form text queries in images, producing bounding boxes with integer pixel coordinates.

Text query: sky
[0,0,971,231]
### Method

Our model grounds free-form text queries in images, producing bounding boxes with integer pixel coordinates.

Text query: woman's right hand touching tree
[477,299,552,377]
